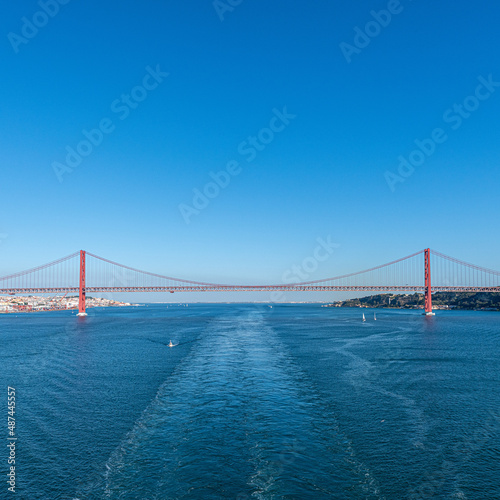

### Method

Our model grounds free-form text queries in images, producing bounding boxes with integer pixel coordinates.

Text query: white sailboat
[362,313,366,322]
[374,313,377,321]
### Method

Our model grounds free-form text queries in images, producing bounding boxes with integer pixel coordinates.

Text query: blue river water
[1,304,499,499]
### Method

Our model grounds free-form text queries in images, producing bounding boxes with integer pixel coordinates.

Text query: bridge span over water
[1,249,499,316]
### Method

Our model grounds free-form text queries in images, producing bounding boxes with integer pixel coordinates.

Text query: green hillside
[326,292,500,311]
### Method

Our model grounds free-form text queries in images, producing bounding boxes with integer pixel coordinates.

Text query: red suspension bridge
[1,249,499,316]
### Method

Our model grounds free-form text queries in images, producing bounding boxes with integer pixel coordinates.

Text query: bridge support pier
[77,250,87,316]
[424,248,435,316]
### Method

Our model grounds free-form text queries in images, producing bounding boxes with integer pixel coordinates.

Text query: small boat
[374,313,377,321]
[362,313,366,322]
[168,340,178,347]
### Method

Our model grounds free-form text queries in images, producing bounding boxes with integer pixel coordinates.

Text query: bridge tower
[424,248,434,316]
[77,250,87,316]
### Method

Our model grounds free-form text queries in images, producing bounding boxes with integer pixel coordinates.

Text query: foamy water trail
[334,324,430,448]
[101,310,384,499]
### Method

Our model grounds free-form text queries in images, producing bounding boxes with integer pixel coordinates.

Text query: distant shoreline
[0,295,131,314]
[324,292,500,311]
[2,295,499,312]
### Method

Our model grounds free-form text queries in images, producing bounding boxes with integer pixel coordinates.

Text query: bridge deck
[2,286,499,294]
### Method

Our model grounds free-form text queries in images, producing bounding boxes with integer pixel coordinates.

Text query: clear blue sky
[1,0,499,301]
